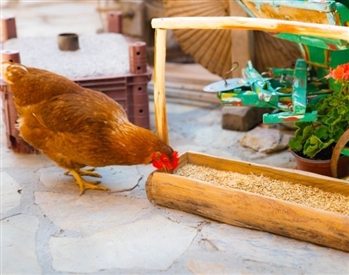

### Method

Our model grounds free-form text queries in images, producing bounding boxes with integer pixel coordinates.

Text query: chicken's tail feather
[1,62,29,85]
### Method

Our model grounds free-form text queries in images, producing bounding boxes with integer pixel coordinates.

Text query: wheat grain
[175,164,349,215]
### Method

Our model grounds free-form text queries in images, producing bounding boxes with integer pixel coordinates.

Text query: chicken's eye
[161,155,169,162]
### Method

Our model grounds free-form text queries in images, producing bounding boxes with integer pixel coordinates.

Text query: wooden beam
[151,17,349,41]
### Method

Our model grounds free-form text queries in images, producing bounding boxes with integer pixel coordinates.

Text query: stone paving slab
[50,214,197,273]
[1,214,41,274]
[1,171,21,214]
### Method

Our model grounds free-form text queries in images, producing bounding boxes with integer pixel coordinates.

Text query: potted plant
[288,63,349,178]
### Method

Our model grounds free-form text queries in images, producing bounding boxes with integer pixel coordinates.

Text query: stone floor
[1,1,349,274]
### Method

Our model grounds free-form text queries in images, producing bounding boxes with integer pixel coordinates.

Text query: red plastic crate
[1,15,152,154]
[74,71,151,127]
[1,85,38,153]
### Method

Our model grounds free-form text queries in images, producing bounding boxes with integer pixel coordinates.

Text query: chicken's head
[151,151,179,172]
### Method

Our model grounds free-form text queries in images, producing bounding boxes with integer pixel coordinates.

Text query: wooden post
[107,11,123,34]
[1,16,17,42]
[153,28,168,144]
[228,3,254,77]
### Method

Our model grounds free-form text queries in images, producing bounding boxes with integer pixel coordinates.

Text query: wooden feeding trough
[146,152,349,252]
[148,17,349,251]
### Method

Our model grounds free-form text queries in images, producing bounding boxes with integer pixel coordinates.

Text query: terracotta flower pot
[291,151,349,178]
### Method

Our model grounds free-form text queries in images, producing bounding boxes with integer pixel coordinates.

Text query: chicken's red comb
[171,151,179,169]
[151,151,179,171]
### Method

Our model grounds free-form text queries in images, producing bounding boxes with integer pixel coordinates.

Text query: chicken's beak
[156,165,176,174]
[163,167,174,174]
[157,167,171,174]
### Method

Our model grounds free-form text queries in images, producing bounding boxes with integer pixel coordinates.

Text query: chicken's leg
[69,169,109,195]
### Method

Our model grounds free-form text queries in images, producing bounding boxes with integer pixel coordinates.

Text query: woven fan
[163,0,301,77]
[163,0,232,78]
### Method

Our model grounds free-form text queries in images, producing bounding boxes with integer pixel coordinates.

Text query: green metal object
[204,0,349,124]
[236,0,349,70]
[342,147,349,157]
[203,59,331,123]
[237,0,349,50]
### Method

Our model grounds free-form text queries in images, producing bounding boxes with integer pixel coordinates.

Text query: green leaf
[337,105,346,115]
[289,87,349,159]
[303,135,334,159]
[301,125,314,144]
[313,125,328,139]
[288,122,315,152]
[288,136,303,152]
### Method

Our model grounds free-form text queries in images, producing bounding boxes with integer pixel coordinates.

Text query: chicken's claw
[64,168,102,178]
[69,169,109,195]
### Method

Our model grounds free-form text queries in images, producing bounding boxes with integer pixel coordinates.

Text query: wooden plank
[164,88,219,104]
[163,63,221,85]
[146,151,349,252]
[148,82,220,104]
[149,95,220,109]
[148,62,221,105]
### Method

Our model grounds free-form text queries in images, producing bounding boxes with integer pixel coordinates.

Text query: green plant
[288,63,349,160]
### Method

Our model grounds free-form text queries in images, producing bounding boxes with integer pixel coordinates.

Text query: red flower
[325,63,349,81]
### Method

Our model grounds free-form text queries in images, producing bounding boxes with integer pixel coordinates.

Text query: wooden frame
[151,16,349,144]
[149,17,349,251]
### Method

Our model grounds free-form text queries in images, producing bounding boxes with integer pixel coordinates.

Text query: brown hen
[1,62,178,195]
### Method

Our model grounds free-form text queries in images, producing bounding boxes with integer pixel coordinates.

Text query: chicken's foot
[69,169,109,195]
[64,168,102,178]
